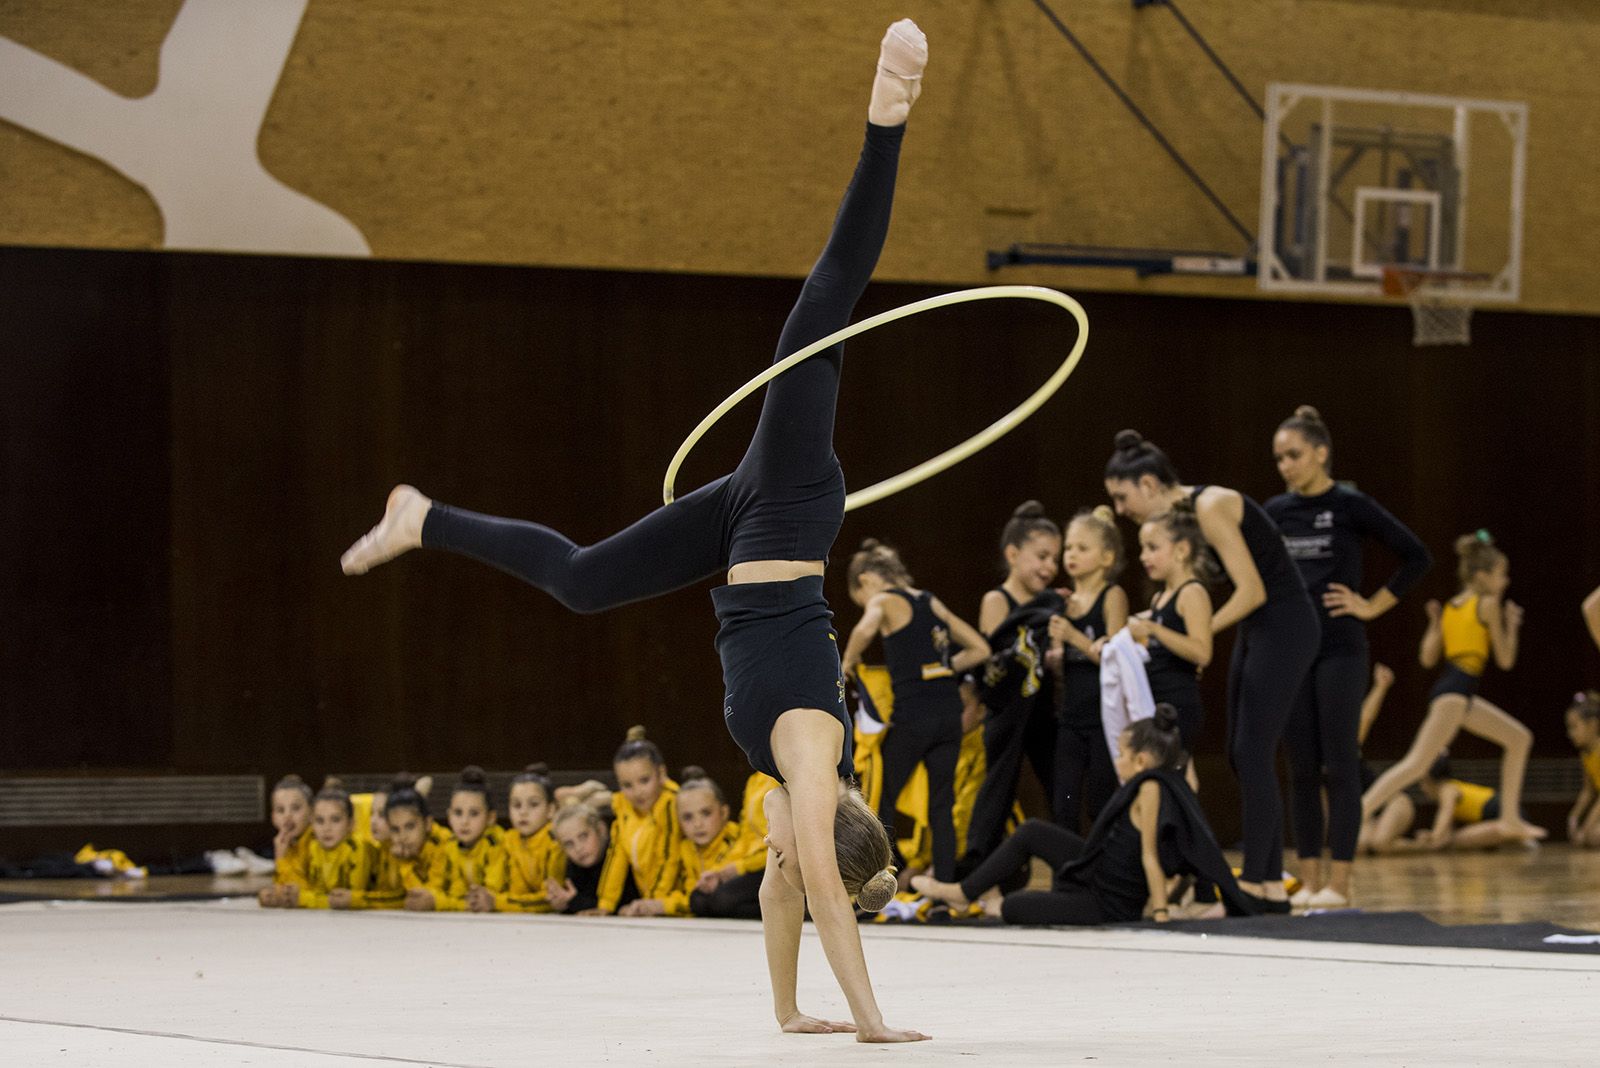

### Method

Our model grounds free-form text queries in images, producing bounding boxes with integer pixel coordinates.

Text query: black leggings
[957,818,1114,926]
[961,692,1058,866]
[1054,719,1117,834]
[877,714,962,881]
[1285,649,1368,863]
[419,123,906,604]
[690,871,763,920]
[1226,596,1321,883]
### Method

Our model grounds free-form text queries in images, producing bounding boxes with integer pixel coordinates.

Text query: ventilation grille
[0,776,264,826]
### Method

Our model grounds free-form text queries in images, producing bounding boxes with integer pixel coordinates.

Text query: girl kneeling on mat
[911,705,1255,925]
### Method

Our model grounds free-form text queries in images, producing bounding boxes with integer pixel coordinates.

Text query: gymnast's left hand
[780,1011,857,1035]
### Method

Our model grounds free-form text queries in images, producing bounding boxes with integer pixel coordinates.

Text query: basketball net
[1380,266,1478,346]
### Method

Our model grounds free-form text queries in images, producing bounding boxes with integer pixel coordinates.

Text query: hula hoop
[663,285,1089,512]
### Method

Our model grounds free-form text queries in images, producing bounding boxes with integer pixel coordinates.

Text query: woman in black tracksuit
[1265,405,1430,908]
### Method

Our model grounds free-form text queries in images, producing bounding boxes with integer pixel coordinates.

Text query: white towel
[1100,627,1156,760]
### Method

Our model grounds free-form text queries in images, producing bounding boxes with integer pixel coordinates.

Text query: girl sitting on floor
[912,705,1255,925]
[1567,691,1600,847]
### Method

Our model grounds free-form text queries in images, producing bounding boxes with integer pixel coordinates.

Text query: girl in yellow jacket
[291,780,379,909]
[413,766,509,912]
[596,727,681,914]
[622,770,760,919]
[680,771,776,918]
[547,804,638,915]
[258,774,313,908]
[492,764,566,913]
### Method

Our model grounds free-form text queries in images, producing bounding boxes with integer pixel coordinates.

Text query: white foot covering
[869,18,927,127]
[340,485,431,575]
[1305,887,1350,909]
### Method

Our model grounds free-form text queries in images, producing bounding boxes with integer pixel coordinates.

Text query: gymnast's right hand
[855,1020,931,1043]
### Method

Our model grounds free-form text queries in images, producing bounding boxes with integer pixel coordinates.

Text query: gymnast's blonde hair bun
[856,866,899,913]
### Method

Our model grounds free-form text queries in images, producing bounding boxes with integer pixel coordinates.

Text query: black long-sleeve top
[1264,484,1432,654]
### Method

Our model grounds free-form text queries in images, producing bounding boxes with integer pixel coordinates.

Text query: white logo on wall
[0,0,369,256]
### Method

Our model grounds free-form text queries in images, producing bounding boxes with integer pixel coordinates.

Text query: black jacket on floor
[1059,768,1260,918]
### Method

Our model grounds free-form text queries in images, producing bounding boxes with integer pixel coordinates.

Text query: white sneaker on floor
[207,850,248,876]
[1289,886,1315,908]
[1306,887,1350,909]
[234,847,276,875]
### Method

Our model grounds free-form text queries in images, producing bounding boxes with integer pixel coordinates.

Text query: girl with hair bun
[496,764,566,912]
[600,727,682,916]
[258,774,314,908]
[417,766,510,912]
[1361,532,1544,845]
[1048,506,1130,831]
[913,705,1250,924]
[961,501,1065,869]
[339,24,929,1040]
[683,772,781,918]
[1266,405,1432,908]
[295,780,379,910]
[1105,429,1319,911]
[1130,503,1214,754]
[842,539,990,882]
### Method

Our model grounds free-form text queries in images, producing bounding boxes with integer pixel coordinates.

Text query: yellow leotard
[1449,780,1496,824]
[1441,595,1489,677]
[1583,748,1600,793]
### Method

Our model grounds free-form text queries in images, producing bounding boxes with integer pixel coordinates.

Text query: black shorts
[712,575,852,783]
[1428,665,1481,702]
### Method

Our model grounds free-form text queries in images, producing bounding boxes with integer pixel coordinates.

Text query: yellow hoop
[663,285,1089,512]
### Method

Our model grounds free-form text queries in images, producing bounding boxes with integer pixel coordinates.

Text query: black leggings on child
[877,714,962,881]
[957,818,1120,926]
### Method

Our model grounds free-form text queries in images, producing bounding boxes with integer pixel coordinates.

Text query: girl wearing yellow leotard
[1565,691,1600,847]
[1361,532,1544,845]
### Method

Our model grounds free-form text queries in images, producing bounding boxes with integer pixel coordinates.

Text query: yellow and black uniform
[396,823,454,897]
[598,781,680,912]
[1583,749,1600,794]
[654,822,744,917]
[426,824,510,911]
[297,836,379,909]
[1431,595,1490,699]
[562,829,639,915]
[495,825,568,913]
[353,845,407,910]
[729,772,778,875]
[274,826,314,890]
[1447,779,1499,824]
[350,793,377,846]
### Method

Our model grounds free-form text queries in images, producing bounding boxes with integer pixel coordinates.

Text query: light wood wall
[2,1,1597,312]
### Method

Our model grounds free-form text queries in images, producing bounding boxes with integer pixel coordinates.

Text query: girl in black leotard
[1130,504,1214,755]
[1104,430,1319,910]
[1046,506,1129,832]
[841,540,990,882]
[911,705,1246,925]
[961,501,1064,871]
[1265,405,1431,908]
[339,21,932,1043]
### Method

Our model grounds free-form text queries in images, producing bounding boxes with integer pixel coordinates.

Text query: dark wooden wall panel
[4,247,1598,841]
